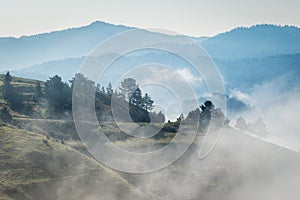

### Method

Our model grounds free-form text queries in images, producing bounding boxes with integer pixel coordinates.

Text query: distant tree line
[185,100,229,133]
[235,116,269,138]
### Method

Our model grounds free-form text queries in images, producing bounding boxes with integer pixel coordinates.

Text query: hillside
[1,73,300,199]
[0,125,149,200]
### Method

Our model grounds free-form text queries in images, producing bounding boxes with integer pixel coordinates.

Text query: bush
[0,107,12,123]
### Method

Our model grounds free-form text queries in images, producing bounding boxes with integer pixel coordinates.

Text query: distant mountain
[12,57,85,81]
[201,24,300,59]
[1,22,300,70]
[215,53,300,90]
[12,52,300,90]
[0,21,132,69]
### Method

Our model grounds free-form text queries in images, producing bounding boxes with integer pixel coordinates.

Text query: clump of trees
[45,75,72,116]
[119,78,154,112]
[186,100,229,133]
[0,72,164,123]
[41,74,164,123]
[235,116,269,138]
[2,72,26,113]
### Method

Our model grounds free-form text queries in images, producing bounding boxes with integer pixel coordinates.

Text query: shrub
[0,107,12,123]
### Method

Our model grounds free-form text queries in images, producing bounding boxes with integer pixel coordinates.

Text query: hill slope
[0,125,149,200]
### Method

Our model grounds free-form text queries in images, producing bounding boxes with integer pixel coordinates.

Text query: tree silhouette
[3,71,12,101]
[3,71,24,111]
[119,78,138,100]
[130,87,143,107]
[235,116,247,130]
[106,82,113,96]
[142,93,154,111]
[45,75,71,115]
[251,118,269,138]
[0,107,12,123]
[200,100,214,124]
[35,81,43,99]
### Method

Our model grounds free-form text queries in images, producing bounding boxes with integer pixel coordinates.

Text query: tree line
[1,72,162,122]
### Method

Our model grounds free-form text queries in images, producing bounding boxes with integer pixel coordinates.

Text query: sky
[0,0,300,37]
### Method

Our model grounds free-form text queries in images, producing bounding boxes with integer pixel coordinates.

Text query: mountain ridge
[1,21,300,69]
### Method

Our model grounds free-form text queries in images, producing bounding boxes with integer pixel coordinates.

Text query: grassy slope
[0,125,150,200]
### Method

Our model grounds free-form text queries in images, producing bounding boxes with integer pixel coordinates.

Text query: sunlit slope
[0,125,149,200]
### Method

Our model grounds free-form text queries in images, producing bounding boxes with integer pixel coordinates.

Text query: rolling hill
[0,125,149,200]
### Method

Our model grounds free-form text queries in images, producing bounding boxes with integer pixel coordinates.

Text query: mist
[230,72,300,151]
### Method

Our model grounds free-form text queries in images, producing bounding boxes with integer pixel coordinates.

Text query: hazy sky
[1,0,299,37]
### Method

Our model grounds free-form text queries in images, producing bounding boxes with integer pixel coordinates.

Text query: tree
[129,87,143,107]
[45,75,71,115]
[119,78,138,100]
[250,118,269,138]
[0,107,12,123]
[106,82,113,96]
[186,108,200,121]
[149,111,165,123]
[142,93,154,111]
[177,113,184,122]
[96,84,101,94]
[200,100,214,124]
[3,71,24,111]
[101,86,105,94]
[235,116,247,130]
[35,81,43,99]
[211,107,228,127]
[156,111,165,123]
[3,71,12,100]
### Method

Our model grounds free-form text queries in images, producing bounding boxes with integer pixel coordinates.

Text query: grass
[0,125,149,199]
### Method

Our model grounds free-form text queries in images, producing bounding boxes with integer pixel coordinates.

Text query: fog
[103,127,300,200]
[60,69,300,199]
[63,104,300,200]
[231,72,300,151]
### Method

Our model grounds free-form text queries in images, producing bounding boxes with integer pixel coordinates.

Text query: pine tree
[142,93,154,111]
[45,75,69,114]
[0,107,12,123]
[35,81,43,99]
[130,87,143,108]
[3,71,24,111]
[119,78,138,100]
[101,86,105,94]
[106,82,113,96]
[3,71,12,100]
